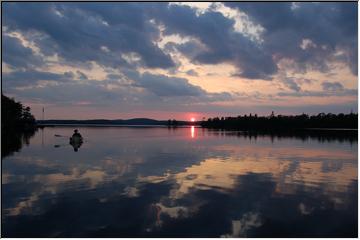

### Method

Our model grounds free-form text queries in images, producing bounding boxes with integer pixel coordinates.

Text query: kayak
[69,135,83,152]
[70,135,83,143]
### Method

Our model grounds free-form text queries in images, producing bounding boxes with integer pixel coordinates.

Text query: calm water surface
[2,127,358,237]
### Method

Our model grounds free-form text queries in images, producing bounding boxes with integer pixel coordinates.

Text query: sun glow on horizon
[191,117,195,122]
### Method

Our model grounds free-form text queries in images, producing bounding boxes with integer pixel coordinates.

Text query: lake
[2,126,358,237]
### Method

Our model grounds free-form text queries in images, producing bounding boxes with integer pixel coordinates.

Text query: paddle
[54,134,69,137]
[54,143,69,148]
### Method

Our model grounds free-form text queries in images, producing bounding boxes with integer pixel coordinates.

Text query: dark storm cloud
[3,2,175,69]
[225,2,358,75]
[3,35,43,68]
[164,41,205,61]
[153,4,277,79]
[3,2,357,80]
[126,71,205,97]
[3,70,74,88]
[321,81,344,91]
[76,71,88,80]
[5,68,232,109]
[283,78,301,92]
[6,81,119,105]
[2,2,357,116]
[124,70,231,100]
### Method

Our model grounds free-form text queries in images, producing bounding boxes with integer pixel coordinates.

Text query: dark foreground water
[2,127,358,237]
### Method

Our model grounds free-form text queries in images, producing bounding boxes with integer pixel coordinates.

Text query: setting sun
[191,118,195,122]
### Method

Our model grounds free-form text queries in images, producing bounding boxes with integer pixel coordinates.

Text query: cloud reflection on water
[2,127,357,237]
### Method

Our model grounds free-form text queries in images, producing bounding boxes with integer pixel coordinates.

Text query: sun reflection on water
[191,126,195,138]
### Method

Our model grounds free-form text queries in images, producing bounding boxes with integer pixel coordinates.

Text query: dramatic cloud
[129,72,205,97]
[3,69,73,88]
[1,2,357,119]
[225,2,358,75]
[3,35,43,69]
[154,4,277,79]
[321,81,344,91]
[3,2,175,69]
[283,78,301,92]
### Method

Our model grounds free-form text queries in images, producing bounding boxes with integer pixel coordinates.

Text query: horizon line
[36,111,358,122]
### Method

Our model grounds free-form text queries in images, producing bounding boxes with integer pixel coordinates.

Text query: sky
[2,2,358,120]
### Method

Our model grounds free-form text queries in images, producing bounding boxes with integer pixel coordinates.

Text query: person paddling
[70,129,83,152]
[72,129,82,139]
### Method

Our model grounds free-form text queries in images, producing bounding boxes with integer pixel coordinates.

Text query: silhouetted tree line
[2,94,37,157]
[167,119,179,126]
[206,129,357,144]
[201,112,357,130]
[2,94,36,130]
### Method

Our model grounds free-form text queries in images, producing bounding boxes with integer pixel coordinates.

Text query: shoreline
[36,124,357,131]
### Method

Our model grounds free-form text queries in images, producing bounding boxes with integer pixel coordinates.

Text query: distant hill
[36,118,193,126]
